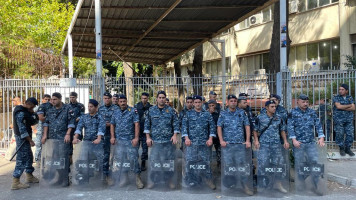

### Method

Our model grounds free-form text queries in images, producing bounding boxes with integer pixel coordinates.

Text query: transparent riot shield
[71,141,104,190]
[256,143,290,197]
[147,142,178,190]
[294,143,327,196]
[40,139,70,187]
[221,144,253,197]
[109,141,140,190]
[182,144,215,193]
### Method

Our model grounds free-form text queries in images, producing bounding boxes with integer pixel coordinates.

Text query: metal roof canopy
[62,0,276,65]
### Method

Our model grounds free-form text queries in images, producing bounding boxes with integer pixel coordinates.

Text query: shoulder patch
[128,108,131,111]
[166,109,169,113]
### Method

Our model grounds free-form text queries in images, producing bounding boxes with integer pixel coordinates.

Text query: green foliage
[344,55,356,70]
[13,63,35,78]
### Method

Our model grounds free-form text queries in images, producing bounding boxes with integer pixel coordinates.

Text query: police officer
[42,92,76,186]
[207,99,221,168]
[182,95,216,189]
[317,99,332,141]
[11,97,39,190]
[260,94,288,123]
[204,91,221,113]
[112,94,120,106]
[165,98,170,106]
[134,92,152,171]
[333,84,355,156]
[35,94,51,167]
[253,100,289,193]
[73,99,105,144]
[217,94,253,196]
[98,92,119,180]
[68,92,85,149]
[288,94,325,193]
[238,94,256,138]
[110,94,144,189]
[144,90,180,189]
[179,96,194,150]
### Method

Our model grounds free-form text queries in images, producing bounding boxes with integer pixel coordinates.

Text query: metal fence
[0,69,355,151]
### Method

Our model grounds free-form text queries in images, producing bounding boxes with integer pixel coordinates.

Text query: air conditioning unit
[302,60,320,72]
[290,0,298,13]
[249,13,262,26]
[254,69,266,75]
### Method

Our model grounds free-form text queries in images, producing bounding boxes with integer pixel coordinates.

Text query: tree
[188,45,204,96]
[174,58,184,111]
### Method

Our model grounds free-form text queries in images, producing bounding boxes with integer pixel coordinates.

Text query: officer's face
[270,97,280,106]
[266,104,276,114]
[103,96,112,106]
[238,100,248,109]
[51,96,61,106]
[112,97,118,105]
[186,99,193,109]
[88,103,97,114]
[338,87,348,96]
[165,100,170,106]
[141,95,148,104]
[42,97,50,103]
[119,99,127,109]
[157,94,166,107]
[208,103,216,113]
[209,94,217,100]
[193,99,202,110]
[228,98,238,109]
[297,99,309,110]
[70,96,77,103]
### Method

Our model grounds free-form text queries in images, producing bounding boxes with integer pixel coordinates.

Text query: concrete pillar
[123,62,134,106]
[339,0,352,69]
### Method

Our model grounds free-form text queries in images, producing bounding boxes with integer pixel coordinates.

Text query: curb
[328,173,356,188]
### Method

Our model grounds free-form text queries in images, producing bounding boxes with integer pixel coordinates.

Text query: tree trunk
[188,45,203,96]
[174,59,184,111]
[268,1,291,94]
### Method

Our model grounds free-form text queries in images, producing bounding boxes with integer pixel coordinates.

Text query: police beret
[298,94,309,100]
[103,92,112,98]
[209,91,217,95]
[166,98,170,102]
[157,90,166,97]
[207,99,217,104]
[112,94,120,98]
[193,95,202,101]
[227,94,237,100]
[186,96,193,100]
[52,92,62,99]
[202,97,206,101]
[26,97,38,106]
[238,96,247,101]
[70,92,78,97]
[341,83,349,91]
[118,94,127,99]
[141,92,149,97]
[239,93,249,97]
[265,100,276,107]
[270,94,281,100]
[89,99,99,107]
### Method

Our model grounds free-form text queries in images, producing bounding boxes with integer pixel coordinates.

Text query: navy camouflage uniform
[68,102,85,139]
[12,106,39,178]
[332,95,355,148]
[181,109,216,183]
[255,112,286,181]
[260,105,288,124]
[144,105,180,178]
[35,102,52,162]
[98,103,119,175]
[288,107,325,185]
[110,106,141,174]
[217,109,250,180]
[211,111,220,163]
[134,102,152,161]
[317,102,332,141]
[179,107,192,149]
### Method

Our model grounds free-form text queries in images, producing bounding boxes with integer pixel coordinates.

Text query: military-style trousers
[334,121,354,148]
[13,135,34,178]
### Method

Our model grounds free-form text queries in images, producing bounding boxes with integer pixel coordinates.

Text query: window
[289,46,296,68]
[292,0,338,13]
[236,5,273,30]
[262,7,271,22]
[296,45,307,71]
[307,43,318,61]
[204,58,231,76]
[319,0,331,6]
[353,44,356,58]
[238,53,269,74]
[319,41,331,70]
[331,39,340,69]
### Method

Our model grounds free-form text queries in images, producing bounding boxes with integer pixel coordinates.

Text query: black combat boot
[340,146,346,156]
[345,147,355,156]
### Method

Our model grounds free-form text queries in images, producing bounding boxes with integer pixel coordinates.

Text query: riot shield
[71,141,104,190]
[40,139,70,187]
[256,144,290,197]
[221,144,253,197]
[147,142,178,190]
[182,144,215,193]
[109,141,140,190]
[294,143,327,196]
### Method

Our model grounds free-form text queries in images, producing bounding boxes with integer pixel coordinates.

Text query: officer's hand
[131,138,139,147]
[76,118,80,122]
[293,139,301,148]
[318,137,325,147]
[254,140,260,149]
[110,137,116,145]
[29,140,35,147]
[93,138,101,144]
[244,141,251,148]
[170,135,177,145]
[41,136,47,144]
[185,138,191,147]
[206,139,213,147]
[220,140,227,147]
[72,138,80,144]
[64,134,71,143]
[146,138,153,147]
[283,142,290,150]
